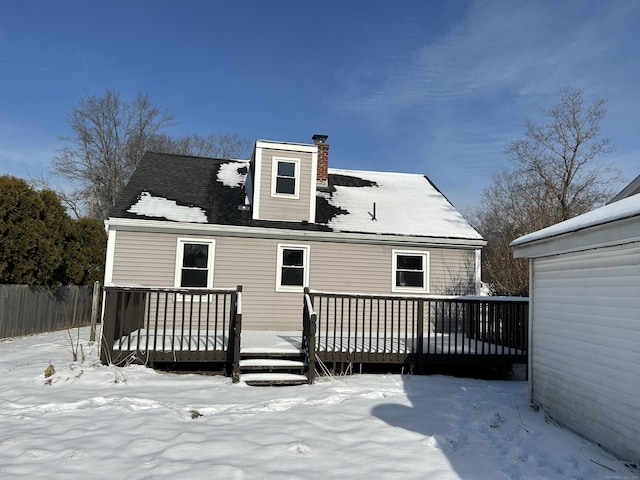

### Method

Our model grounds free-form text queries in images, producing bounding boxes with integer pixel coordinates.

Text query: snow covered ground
[1,328,637,479]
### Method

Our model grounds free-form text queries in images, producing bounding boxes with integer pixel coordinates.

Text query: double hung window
[272,158,300,198]
[392,250,429,292]
[175,239,215,288]
[276,244,309,292]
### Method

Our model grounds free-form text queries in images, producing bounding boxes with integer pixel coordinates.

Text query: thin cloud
[334,1,639,123]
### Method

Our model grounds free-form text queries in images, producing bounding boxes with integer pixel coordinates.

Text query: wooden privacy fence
[0,284,94,339]
[100,285,242,377]
[304,289,528,382]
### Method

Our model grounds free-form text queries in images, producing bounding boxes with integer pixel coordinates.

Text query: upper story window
[175,238,215,288]
[392,250,429,293]
[276,244,309,292]
[271,157,300,198]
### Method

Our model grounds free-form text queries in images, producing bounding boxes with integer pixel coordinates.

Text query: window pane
[181,269,208,288]
[397,255,422,271]
[281,267,304,286]
[278,161,295,177]
[183,243,208,268]
[396,271,423,288]
[276,177,296,195]
[283,249,304,266]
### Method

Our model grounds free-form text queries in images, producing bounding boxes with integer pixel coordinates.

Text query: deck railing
[303,289,317,384]
[305,290,528,373]
[100,285,242,373]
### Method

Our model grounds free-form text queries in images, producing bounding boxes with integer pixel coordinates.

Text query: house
[510,192,640,463]
[608,173,640,203]
[104,135,486,331]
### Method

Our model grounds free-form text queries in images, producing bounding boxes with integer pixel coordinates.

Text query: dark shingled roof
[111,151,336,231]
[111,151,483,240]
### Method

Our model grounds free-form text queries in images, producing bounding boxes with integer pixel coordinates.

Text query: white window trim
[276,244,310,293]
[271,157,300,199]
[174,237,216,289]
[392,250,430,293]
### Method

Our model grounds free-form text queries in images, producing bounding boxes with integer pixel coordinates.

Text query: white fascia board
[512,215,640,259]
[104,228,117,284]
[105,217,486,249]
[255,140,317,153]
[309,150,318,223]
[252,145,262,220]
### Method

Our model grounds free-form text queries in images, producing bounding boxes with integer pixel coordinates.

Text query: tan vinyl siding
[112,231,177,286]
[258,148,313,222]
[430,248,476,294]
[109,230,479,330]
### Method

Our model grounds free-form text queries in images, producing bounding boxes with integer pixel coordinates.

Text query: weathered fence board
[0,285,94,339]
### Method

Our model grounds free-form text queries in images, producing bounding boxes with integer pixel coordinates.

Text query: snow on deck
[114,330,523,356]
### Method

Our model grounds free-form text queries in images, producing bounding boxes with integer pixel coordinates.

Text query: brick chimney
[313,134,329,187]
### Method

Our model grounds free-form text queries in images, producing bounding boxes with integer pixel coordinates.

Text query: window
[276,244,309,292]
[272,158,300,198]
[175,239,215,288]
[392,251,429,292]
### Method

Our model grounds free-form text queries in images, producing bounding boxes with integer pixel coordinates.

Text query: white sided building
[511,194,640,463]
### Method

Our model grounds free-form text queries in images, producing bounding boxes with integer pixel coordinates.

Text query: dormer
[247,135,329,224]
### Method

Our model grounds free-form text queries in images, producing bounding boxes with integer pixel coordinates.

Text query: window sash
[272,158,300,197]
[277,245,309,291]
[393,251,429,292]
[175,239,214,289]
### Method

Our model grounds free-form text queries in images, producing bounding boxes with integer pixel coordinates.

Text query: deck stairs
[238,331,309,386]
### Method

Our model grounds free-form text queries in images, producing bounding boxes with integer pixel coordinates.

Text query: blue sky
[1,0,639,213]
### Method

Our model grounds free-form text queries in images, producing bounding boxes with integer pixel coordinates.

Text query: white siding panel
[531,243,640,462]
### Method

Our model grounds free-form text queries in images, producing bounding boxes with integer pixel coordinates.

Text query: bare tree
[471,87,622,296]
[146,132,252,159]
[52,90,176,219]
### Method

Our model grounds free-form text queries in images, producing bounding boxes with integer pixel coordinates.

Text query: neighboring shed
[510,194,640,463]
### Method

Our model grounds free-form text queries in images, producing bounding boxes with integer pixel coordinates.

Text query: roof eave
[106,217,486,248]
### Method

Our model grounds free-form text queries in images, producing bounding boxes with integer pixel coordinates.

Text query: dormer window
[272,157,300,198]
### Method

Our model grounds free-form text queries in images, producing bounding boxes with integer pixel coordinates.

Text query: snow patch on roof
[128,192,208,223]
[325,168,482,239]
[511,194,640,246]
[217,160,248,188]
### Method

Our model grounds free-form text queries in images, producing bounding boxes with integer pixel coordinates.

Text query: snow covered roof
[510,194,640,247]
[324,168,482,239]
[111,151,482,242]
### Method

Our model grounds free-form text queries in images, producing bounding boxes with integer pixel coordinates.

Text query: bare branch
[472,87,621,296]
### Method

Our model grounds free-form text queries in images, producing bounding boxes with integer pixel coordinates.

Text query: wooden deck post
[304,288,317,384]
[415,299,424,370]
[99,288,117,364]
[89,281,100,342]
[231,285,243,383]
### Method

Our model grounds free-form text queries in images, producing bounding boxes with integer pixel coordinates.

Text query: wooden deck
[100,286,528,384]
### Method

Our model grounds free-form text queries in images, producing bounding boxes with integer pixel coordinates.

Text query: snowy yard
[0,328,637,479]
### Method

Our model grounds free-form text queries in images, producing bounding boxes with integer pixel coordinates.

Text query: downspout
[528,258,534,403]
[475,249,482,295]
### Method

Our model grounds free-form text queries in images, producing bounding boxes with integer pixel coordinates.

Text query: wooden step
[240,373,309,386]
[239,358,306,370]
